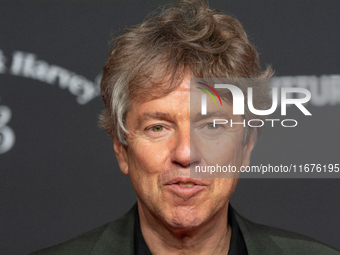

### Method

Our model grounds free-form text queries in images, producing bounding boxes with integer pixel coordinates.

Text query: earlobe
[113,138,129,175]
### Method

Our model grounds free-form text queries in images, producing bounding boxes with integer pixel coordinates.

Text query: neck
[137,201,232,255]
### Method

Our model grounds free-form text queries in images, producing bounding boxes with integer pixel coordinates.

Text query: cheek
[221,136,244,161]
[202,139,242,165]
[129,141,167,172]
[214,178,238,200]
[127,141,169,195]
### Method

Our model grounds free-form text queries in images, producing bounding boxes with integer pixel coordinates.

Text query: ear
[113,138,129,175]
[242,130,255,167]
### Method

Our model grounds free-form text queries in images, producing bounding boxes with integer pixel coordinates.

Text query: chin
[166,206,206,230]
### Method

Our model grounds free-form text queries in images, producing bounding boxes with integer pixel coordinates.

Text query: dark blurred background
[0,1,339,254]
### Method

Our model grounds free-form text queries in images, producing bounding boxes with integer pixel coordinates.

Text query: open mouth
[177,182,195,187]
[164,178,208,195]
[166,178,206,187]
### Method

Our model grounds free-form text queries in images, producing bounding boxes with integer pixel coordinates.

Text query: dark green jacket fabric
[30,204,340,255]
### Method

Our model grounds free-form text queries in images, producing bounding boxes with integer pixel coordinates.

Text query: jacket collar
[89,204,136,255]
[234,210,285,255]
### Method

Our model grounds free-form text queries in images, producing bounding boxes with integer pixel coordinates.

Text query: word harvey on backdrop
[2,49,340,107]
[196,81,312,128]
[0,49,102,104]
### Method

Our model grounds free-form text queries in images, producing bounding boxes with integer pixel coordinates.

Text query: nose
[170,125,201,168]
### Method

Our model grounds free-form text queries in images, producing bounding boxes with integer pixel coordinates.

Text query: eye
[144,124,171,140]
[206,123,219,130]
[152,125,164,132]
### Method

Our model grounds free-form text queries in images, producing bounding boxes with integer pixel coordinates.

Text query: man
[32,0,340,254]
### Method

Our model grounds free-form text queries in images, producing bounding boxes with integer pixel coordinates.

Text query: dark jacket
[30,204,340,255]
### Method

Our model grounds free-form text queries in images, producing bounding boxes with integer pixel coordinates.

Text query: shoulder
[29,224,109,255]
[29,204,137,255]
[234,209,340,255]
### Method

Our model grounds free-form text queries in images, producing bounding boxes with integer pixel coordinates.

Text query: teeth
[178,182,195,187]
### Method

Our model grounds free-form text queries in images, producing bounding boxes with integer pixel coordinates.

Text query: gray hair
[99,0,273,146]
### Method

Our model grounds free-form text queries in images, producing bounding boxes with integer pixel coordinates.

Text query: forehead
[131,73,192,107]
[125,76,193,129]
[127,75,237,125]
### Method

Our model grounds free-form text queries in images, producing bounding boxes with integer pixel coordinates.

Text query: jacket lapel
[234,209,285,255]
[89,204,136,255]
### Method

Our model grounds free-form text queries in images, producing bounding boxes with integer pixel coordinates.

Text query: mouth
[166,177,206,186]
[165,178,207,197]
[177,182,195,188]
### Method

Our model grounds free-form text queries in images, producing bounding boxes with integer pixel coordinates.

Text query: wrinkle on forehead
[135,74,192,106]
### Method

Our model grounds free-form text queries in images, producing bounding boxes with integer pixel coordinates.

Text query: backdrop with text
[1,1,339,254]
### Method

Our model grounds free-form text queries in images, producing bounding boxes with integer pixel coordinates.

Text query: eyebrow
[137,112,175,127]
[193,111,231,122]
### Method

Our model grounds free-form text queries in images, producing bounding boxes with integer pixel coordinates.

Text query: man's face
[114,73,254,230]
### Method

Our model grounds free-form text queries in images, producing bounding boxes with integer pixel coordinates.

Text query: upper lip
[166,177,207,186]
